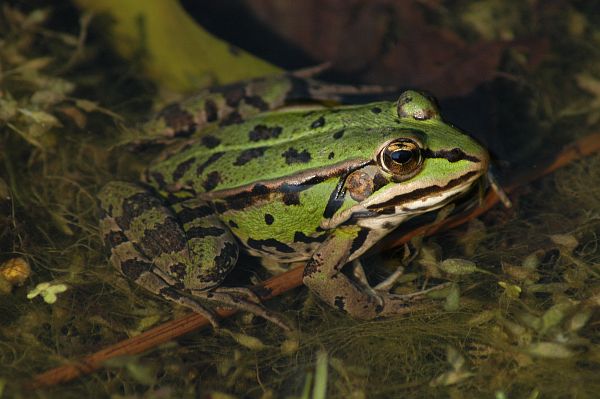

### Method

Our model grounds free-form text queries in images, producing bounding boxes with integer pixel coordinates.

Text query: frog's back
[146,101,400,196]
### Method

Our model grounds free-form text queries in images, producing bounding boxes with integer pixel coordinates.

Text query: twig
[26,132,600,390]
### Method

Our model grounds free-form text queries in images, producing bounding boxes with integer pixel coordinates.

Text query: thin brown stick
[26,133,600,390]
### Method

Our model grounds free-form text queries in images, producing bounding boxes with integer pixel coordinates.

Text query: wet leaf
[498,281,521,299]
[526,342,575,359]
[522,251,542,271]
[74,0,280,91]
[539,301,576,334]
[417,242,443,278]
[549,234,579,253]
[223,330,267,351]
[439,258,479,275]
[430,347,473,386]
[12,56,53,73]
[27,281,68,304]
[566,308,593,332]
[280,338,299,355]
[502,262,539,283]
[18,108,61,127]
[458,219,486,256]
[0,97,18,121]
[30,90,66,106]
[58,106,87,128]
[444,282,460,311]
[467,310,496,326]
[50,211,75,236]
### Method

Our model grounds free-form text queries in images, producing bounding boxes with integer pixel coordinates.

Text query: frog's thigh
[170,198,238,290]
[98,182,238,292]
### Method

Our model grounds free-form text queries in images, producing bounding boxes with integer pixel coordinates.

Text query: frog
[98,73,490,329]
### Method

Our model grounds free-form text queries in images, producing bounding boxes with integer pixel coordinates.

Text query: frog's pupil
[391,150,413,164]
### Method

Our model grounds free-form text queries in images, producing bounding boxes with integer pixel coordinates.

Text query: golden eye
[378,139,423,179]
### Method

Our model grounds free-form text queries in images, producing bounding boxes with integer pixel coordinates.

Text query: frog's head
[337,90,489,227]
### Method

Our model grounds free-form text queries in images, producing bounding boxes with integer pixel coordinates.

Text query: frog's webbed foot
[351,259,405,296]
[159,286,220,328]
[350,260,446,317]
[303,228,447,319]
[190,287,292,332]
[350,242,417,295]
[374,283,451,317]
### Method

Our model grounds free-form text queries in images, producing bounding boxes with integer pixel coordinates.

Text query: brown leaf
[245,0,548,97]
[58,106,87,128]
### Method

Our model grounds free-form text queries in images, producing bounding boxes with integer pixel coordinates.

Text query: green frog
[98,74,489,328]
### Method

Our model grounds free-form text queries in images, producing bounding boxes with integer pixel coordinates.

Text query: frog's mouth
[365,170,482,214]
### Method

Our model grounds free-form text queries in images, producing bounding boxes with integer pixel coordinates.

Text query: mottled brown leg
[303,228,439,319]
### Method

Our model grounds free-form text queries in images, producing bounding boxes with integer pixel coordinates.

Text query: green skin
[98,74,489,327]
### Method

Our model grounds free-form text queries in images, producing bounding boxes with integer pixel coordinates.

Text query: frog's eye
[378,139,423,179]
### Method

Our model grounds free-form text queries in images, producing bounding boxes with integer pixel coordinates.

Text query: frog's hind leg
[171,198,291,330]
[98,191,221,326]
[99,182,289,329]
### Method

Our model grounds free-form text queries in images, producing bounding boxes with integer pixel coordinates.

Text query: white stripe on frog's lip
[356,180,475,229]
[343,179,480,262]
[321,169,482,231]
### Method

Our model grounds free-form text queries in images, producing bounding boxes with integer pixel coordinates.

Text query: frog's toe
[160,288,221,328]
[192,289,291,332]
[375,282,451,318]
[212,286,262,304]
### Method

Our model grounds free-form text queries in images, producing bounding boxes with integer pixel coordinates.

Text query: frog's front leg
[98,182,288,329]
[303,227,435,319]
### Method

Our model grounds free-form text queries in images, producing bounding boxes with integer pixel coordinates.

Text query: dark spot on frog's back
[172,157,196,180]
[282,147,311,164]
[149,172,167,190]
[246,238,295,253]
[234,147,267,166]
[201,135,221,149]
[333,129,345,139]
[371,107,382,114]
[213,242,238,273]
[219,111,244,126]
[293,231,325,243]
[202,171,221,191]
[196,152,224,175]
[310,116,325,129]
[328,152,335,160]
[105,230,128,247]
[228,219,238,228]
[264,213,274,225]
[248,124,283,141]
[204,99,218,122]
[283,192,301,206]
[118,192,163,229]
[244,95,269,111]
[176,205,213,225]
[120,258,152,280]
[140,219,187,256]
[157,103,195,137]
[218,84,246,107]
[169,263,187,279]
[187,226,226,239]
